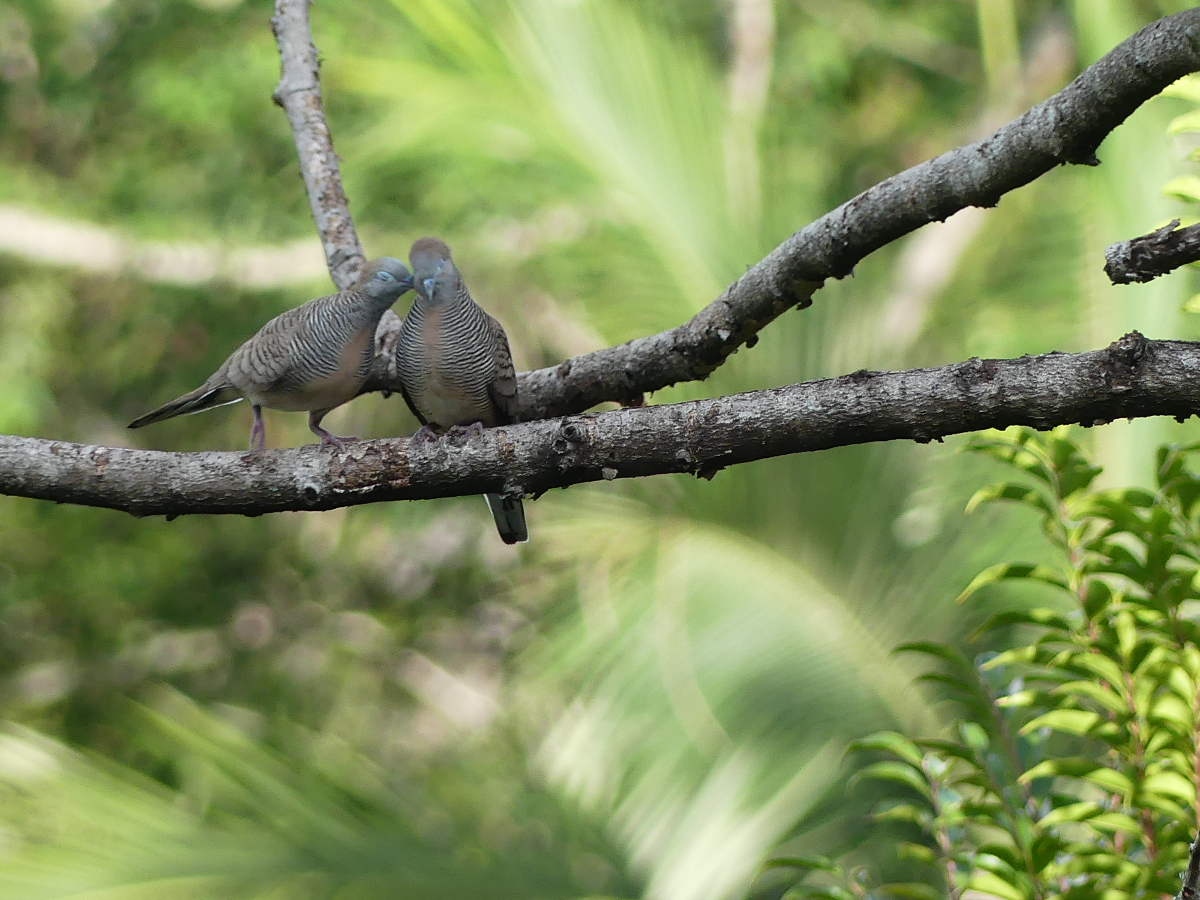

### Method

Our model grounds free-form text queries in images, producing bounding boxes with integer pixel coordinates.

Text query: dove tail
[484,494,528,544]
[128,384,242,429]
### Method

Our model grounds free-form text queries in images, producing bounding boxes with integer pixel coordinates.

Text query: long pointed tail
[484,494,528,544]
[128,383,242,429]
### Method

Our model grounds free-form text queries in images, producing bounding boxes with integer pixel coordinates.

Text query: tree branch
[4,333,1198,517]
[1178,834,1200,900]
[1104,219,1200,284]
[270,0,364,291]
[361,7,1200,421]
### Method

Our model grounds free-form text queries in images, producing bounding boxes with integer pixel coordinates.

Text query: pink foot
[249,405,266,451]
[319,431,358,450]
[412,425,439,444]
[308,413,356,450]
[447,422,486,440]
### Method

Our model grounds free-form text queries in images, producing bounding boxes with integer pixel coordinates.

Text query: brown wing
[486,315,519,425]
[220,296,329,393]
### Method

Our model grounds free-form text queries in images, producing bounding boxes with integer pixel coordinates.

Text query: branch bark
[4,333,1198,517]
[1105,219,1200,285]
[270,0,364,290]
[1178,833,1200,900]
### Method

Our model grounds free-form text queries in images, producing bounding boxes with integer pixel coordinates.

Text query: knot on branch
[1104,330,1151,391]
[550,418,589,472]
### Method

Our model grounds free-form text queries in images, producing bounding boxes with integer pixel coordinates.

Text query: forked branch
[3,6,1200,516]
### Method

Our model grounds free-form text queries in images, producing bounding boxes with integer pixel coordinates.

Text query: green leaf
[873,804,931,827]
[1020,709,1102,737]
[996,690,1044,708]
[1070,653,1125,687]
[765,855,838,873]
[1164,175,1200,202]
[895,843,938,865]
[895,642,972,671]
[784,886,857,900]
[1162,74,1200,102]
[956,563,1068,604]
[1038,801,1100,826]
[848,732,924,767]
[1142,770,1196,802]
[1088,812,1143,836]
[1150,694,1194,731]
[850,762,932,800]
[1082,767,1132,795]
[1052,681,1129,716]
[1021,757,1106,782]
[965,870,1028,900]
[1168,110,1200,137]
[966,483,1053,517]
[976,608,1074,635]
[880,882,944,900]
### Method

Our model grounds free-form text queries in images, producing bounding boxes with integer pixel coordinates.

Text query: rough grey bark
[3,334,1196,517]
[270,0,365,290]
[361,8,1200,420]
[1178,834,1200,900]
[1105,219,1200,284]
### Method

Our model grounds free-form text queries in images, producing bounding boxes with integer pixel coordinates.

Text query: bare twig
[270,0,364,290]
[4,333,1198,517]
[361,9,1200,420]
[1105,219,1200,285]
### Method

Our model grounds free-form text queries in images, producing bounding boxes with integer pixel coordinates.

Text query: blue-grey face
[362,257,414,300]
[421,261,447,300]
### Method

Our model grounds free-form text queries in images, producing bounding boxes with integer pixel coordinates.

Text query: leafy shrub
[775,427,1200,900]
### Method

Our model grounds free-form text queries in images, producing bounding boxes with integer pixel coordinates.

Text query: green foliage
[776,427,1200,899]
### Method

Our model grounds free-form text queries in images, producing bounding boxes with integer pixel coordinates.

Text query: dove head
[409,237,456,303]
[357,257,414,307]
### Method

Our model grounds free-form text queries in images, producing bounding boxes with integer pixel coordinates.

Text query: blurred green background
[0,0,1197,897]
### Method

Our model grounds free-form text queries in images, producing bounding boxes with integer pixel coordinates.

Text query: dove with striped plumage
[397,237,528,544]
[129,257,414,450]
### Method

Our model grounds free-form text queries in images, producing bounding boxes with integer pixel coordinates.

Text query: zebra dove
[129,257,414,450]
[397,237,528,544]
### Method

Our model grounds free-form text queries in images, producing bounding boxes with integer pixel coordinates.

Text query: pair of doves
[128,237,527,545]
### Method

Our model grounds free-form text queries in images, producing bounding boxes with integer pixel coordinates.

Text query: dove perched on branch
[129,257,414,450]
[397,237,528,544]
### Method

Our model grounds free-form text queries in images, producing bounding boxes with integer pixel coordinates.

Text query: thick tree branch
[1105,219,1200,284]
[4,333,1198,517]
[270,0,364,290]
[382,8,1200,421]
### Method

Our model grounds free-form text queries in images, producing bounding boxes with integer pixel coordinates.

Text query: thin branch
[1105,219,1200,285]
[270,0,364,290]
[371,8,1200,420]
[5,333,1198,518]
[1178,833,1200,900]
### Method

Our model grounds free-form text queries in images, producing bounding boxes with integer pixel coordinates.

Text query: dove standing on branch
[129,258,414,450]
[397,237,528,544]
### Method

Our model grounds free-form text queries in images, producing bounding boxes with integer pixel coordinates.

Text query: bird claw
[447,422,486,442]
[412,425,439,444]
[320,433,358,450]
